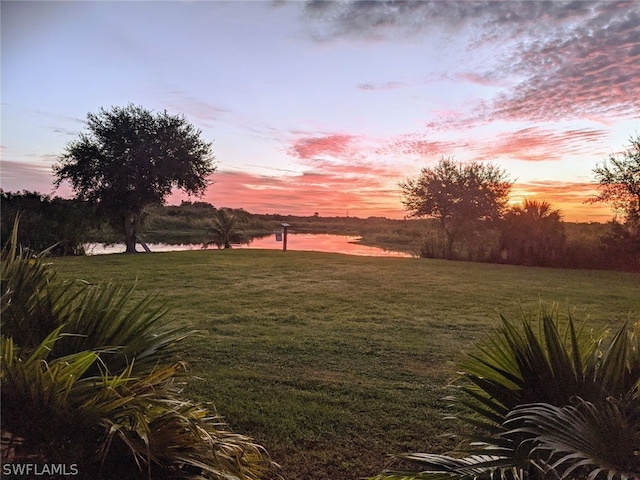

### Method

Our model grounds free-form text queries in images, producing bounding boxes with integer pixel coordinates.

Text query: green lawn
[52,250,640,480]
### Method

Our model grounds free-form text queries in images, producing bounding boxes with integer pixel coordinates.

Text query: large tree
[54,104,215,253]
[590,134,640,227]
[400,157,512,259]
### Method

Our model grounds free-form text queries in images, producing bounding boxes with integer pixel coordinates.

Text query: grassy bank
[52,250,640,480]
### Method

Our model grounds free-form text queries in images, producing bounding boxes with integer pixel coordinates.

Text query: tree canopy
[590,134,640,227]
[400,157,512,258]
[54,104,215,253]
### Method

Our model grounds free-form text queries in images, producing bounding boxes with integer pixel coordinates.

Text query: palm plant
[205,208,243,249]
[374,307,640,480]
[1,221,273,479]
[500,200,566,266]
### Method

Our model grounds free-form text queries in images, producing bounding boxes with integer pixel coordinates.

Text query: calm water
[84,233,413,258]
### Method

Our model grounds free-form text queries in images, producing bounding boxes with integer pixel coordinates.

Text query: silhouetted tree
[589,134,640,227]
[500,199,566,266]
[401,157,512,259]
[588,134,640,267]
[53,104,215,253]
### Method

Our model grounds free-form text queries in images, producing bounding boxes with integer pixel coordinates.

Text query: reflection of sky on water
[85,234,413,258]
[236,233,412,257]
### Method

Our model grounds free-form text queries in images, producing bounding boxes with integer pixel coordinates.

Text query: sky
[1,0,639,222]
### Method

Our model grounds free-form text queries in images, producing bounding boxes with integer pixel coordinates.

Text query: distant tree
[588,134,640,266]
[206,209,243,249]
[53,104,215,253]
[500,199,566,266]
[589,134,640,227]
[400,157,512,259]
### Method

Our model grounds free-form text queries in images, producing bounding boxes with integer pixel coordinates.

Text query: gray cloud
[302,1,603,42]
[0,159,59,194]
[303,1,640,123]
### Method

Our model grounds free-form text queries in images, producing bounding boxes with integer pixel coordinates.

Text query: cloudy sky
[2,1,639,221]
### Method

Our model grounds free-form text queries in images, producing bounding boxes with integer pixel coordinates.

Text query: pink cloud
[376,134,463,158]
[289,134,360,161]
[488,4,640,123]
[472,127,609,162]
[0,159,67,196]
[357,81,403,91]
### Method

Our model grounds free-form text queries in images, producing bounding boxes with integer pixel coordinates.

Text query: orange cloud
[168,171,615,223]
[169,170,405,218]
[512,181,613,222]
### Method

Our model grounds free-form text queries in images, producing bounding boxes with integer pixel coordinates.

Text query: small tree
[205,209,243,249]
[54,104,216,253]
[590,134,640,227]
[400,157,512,259]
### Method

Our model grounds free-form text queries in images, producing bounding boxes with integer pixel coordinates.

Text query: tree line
[2,104,638,271]
[400,145,639,271]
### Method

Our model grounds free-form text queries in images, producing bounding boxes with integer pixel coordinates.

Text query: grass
[51,250,640,480]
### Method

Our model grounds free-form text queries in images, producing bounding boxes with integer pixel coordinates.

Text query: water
[84,233,413,257]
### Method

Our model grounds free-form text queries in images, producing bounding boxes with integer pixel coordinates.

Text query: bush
[0,191,99,256]
[0,223,273,479]
[374,306,640,480]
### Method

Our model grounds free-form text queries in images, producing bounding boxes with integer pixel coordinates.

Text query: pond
[84,233,414,258]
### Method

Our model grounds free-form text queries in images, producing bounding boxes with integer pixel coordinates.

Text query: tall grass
[51,250,640,480]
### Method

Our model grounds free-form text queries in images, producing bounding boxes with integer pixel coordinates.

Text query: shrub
[0,222,273,479]
[0,191,99,256]
[374,306,640,480]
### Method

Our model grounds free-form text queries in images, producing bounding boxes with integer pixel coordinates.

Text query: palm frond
[373,453,524,480]
[1,220,274,479]
[51,281,196,373]
[505,397,640,480]
[1,218,59,347]
[377,307,640,480]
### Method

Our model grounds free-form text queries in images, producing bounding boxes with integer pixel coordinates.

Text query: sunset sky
[2,1,639,222]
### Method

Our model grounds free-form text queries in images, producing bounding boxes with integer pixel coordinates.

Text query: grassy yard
[51,250,640,480]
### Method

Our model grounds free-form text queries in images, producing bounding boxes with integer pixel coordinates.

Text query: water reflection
[85,233,412,258]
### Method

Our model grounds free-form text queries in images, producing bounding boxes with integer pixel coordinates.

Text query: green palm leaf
[376,307,639,480]
[505,396,640,480]
[51,281,195,373]
[1,220,273,479]
[373,453,522,480]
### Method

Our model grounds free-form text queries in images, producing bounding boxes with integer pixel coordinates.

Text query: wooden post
[281,223,290,252]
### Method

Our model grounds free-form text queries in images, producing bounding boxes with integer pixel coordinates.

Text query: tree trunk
[123,211,139,254]
[444,232,455,260]
[442,220,456,260]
